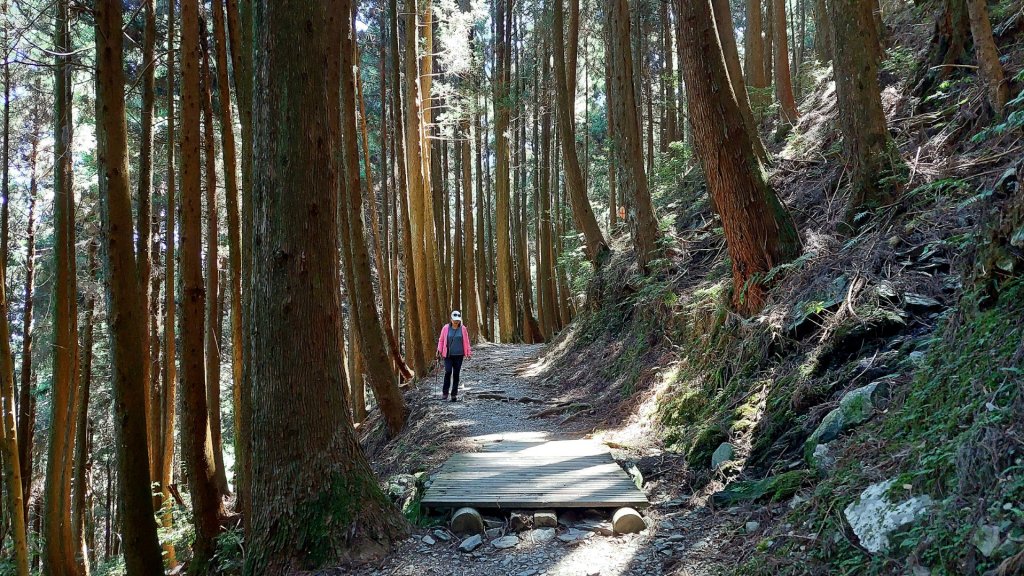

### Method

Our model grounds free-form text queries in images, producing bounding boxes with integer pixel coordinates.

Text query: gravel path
[355,343,727,576]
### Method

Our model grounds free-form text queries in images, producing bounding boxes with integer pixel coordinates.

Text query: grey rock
[806,382,888,459]
[712,443,735,469]
[485,527,503,540]
[529,527,556,542]
[843,479,933,553]
[745,521,760,534]
[433,529,451,542]
[809,443,837,472]
[971,525,1001,558]
[491,535,520,550]
[533,510,558,528]
[557,529,583,543]
[421,535,436,546]
[458,534,483,553]
[576,519,615,536]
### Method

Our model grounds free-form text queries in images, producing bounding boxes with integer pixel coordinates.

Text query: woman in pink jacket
[437,310,472,401]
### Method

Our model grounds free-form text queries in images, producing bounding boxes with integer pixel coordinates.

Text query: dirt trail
[357,343,730,576]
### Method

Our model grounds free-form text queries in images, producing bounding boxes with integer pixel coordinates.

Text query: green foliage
[214,526,246,575]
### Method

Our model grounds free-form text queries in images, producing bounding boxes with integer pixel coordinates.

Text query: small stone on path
[528,527,556,542]
[745,521,760,534]
[421,535,435,546]
[492,535,520,550]
[485,527,503,540]
[432,529,451,542]
[458,534,482,553]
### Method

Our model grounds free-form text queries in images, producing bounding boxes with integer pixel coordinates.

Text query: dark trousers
[443,355,465,397]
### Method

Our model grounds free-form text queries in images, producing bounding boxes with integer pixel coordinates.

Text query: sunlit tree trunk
[94,1,167,571]
[244,1,408,571]
[676,0,801,314]
[137,0,158,486]
[199,14,230,498]
[538,39,558,337]
[181,0,228,569]
[965,0,1009,115]
[773,0,799,122]
[44,1,81,571]
[212,0,245,510]
[161,0,179,564]
[553,0,609,267]
[712,0,769,162]
[607,0,661,270]
[340,2,408,437]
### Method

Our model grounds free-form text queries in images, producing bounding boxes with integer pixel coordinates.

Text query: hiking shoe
[450,396,458,402]
[442,394,449,401]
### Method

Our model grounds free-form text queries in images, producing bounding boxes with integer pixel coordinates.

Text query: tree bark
[161,0,179,565]
[17,111,40,523]
[212,0,246,512]
[71,244,96,576]
[831,0,904,220]
[137,0,158,487]
[712,0,769,162]
[44,0,81,571]
[339,2,408,437]
[94,0,167,572]
[199,12,231,498]
[606,0,662,270]
[966,0,1009,116]
[773,0,799,122]
[181,0,228,569]
[553,0,610,266]
[245,0,408,571]
[676,0,801,314]
[0,64,29,573]
[813,0,832,62]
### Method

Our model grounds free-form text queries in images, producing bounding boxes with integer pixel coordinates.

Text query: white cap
[451,310,462,320]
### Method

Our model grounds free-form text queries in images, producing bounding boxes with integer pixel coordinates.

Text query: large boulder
[843,479,933,553]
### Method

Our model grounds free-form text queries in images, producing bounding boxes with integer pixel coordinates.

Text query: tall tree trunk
[94,0,167,572]
[224,0,253,526]
[212,0,245,511]
[966,0,1009,115]
[71,244,96,576]
[474,96,489,341]
[606,49,618,230]
[676,0,801,315]
[420,0,444,329]
[404,0,440,362]
[538,41,558,337]
[661,0,678,148]
[712,0,769,162]
[245,0,408,571]
[389,0,426,373]
[137,0,158,487]
[356,40,414,380]
[181,0,227,569]
[831,0,904,221]
[773,0,799,122]
[199,13,230,498]
[607,0,662,270]
[17,112,40,523]
[494,0,516,342]
[553,0,610,266]
[161,0,179,564]
[340,2,408,437]
[44,0,81,571]
[812,0,832,62]
[0,49,29,574]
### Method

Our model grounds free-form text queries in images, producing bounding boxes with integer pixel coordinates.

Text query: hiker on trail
[437,310,472,402]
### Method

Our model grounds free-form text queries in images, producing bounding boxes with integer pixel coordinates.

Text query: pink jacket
[437,323,472,358]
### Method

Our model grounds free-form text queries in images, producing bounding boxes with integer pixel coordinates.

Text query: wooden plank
[420,439,648,510]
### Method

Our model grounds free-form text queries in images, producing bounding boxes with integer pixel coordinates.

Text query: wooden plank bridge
[421,439,649,510]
